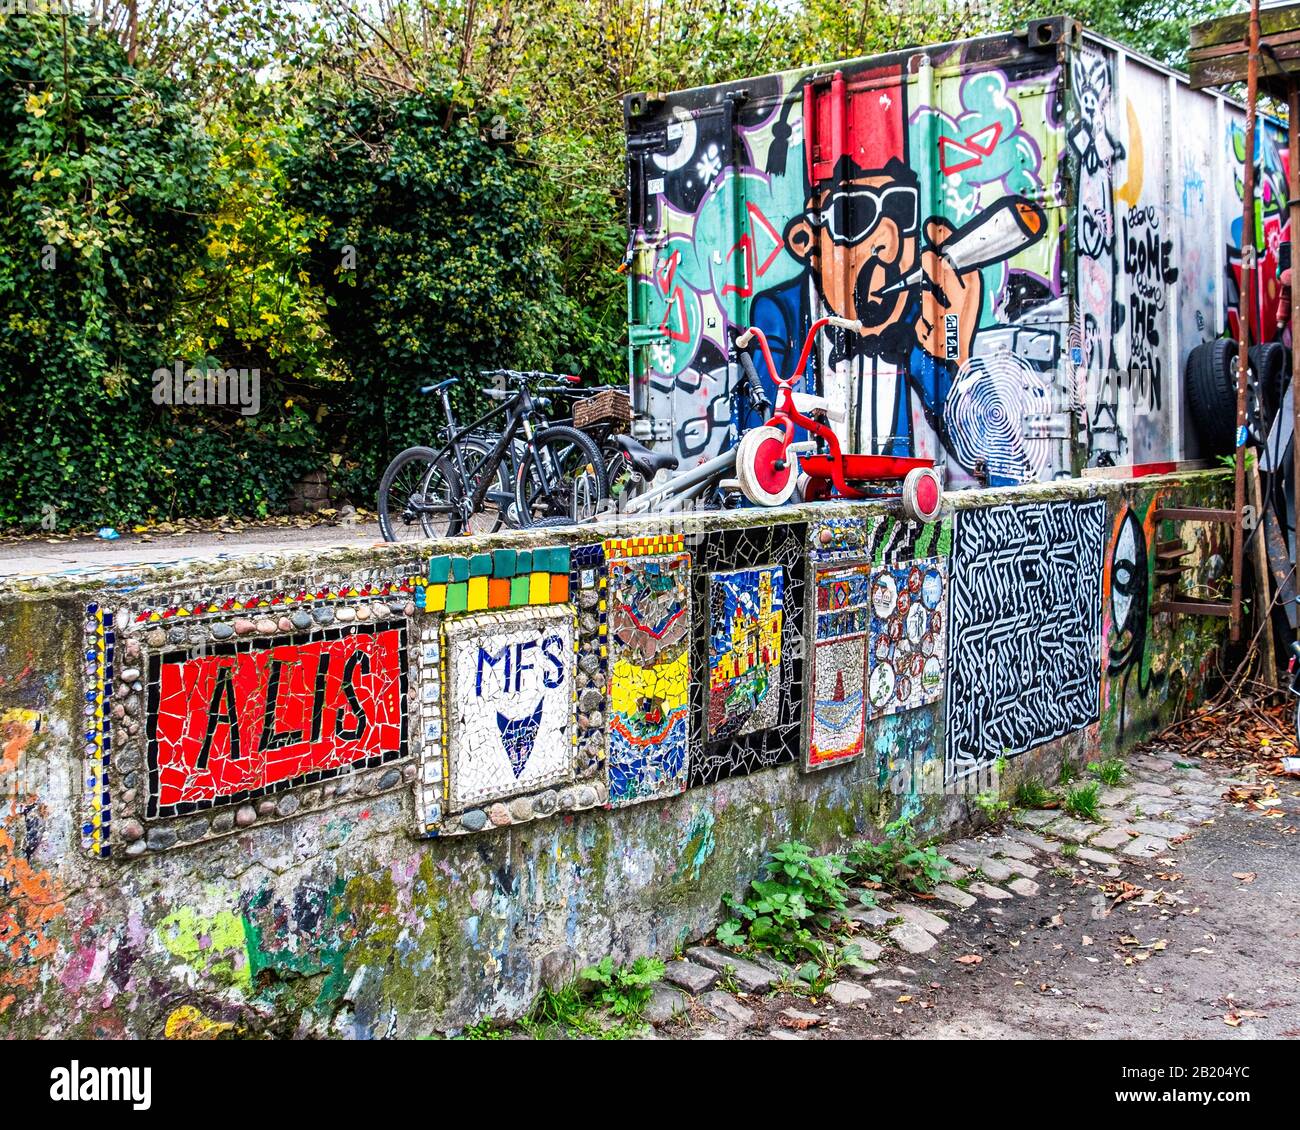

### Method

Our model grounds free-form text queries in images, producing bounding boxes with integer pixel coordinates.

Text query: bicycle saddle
[420,378,459,394]
[615,435,679,478]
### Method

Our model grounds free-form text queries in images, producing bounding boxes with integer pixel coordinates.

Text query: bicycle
[377,371,608,542]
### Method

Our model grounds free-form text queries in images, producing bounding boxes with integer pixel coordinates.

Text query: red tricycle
[732,315,944,523]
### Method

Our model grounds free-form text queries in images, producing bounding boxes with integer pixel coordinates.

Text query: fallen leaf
[1223,1012,1242,1027]
[955,954,983,965]
[1082,935,1093,946]
[781,1014,820,1031]
[1233,872,1257,883]
[897,994,912,1003]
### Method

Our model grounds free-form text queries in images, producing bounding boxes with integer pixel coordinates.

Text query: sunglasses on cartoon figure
[806,186,920,246]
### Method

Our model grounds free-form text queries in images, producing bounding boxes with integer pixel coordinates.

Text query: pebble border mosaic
[93,564,421,858]
[414,543,606,837]
[82,603,114,858]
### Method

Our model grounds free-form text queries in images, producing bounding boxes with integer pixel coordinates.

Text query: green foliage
[286,86,562,497]
[0,12,214,528]
[1059,760,1080,786]
[719,840,852,962]
[455,1018,507,1040]
[579,955,665,1018]
[1065,781,1102,821]
[1015,776,1057,809]
[522,956,662,1038]
[974,791,1011,822]
[1089,758,1128,787]
[847,818,951,893]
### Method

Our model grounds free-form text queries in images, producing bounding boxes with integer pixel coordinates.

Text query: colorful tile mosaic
[421,546,570,613]
[145,622,408,819]
[810,513,953,565]
[602,533,685,559]
[690,522,806,787]
[413,541,608,837]
[104,563,421,857]
[443,605,577,812]
[807,557,948,770]
[606,551,692,806]
[809,637,866,766]
[707,567,784,739]
[82,603,114,858]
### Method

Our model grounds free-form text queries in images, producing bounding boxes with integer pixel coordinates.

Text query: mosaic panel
[863,558,947,717]
[147,623,408,818]
[945,499,1105,781]
[414,542,604,836]
[806,542,948,771]
[444,605,576,812]
[691,522,806,787]
[605,550,692,806]
[707,567,784,739]
[808,636,866,768]
[421,546,570,612]
[104,565,421,857]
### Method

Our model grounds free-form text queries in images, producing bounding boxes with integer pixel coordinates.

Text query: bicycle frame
[621,448,740,515]
[412,386,550,524]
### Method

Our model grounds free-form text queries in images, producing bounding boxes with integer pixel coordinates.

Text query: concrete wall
[0,470,1230,1038]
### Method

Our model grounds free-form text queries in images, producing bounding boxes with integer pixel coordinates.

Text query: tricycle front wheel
[735,426,797,506]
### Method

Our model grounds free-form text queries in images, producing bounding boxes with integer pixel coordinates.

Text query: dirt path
[651,745,1300,1041]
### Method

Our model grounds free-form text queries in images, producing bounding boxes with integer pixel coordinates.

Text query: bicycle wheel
[456,434,512,534]
[514,425,610,527]
[377,447,462,542]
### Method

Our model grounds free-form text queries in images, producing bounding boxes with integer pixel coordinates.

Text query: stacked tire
[1185,338,1272,455]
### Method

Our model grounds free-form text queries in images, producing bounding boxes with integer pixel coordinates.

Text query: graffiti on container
[1122,206,1178,414]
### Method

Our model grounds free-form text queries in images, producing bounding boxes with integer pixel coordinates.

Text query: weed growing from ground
[1065,781,1101,821]
[717,840,852,963]
[847,817,952,893]
[1015,776,1056,808]
[1089,758,1127,786]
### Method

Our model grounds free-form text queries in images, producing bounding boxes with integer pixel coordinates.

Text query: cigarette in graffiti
[880,197,1047,295]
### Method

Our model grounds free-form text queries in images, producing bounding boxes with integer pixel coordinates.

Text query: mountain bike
[377,371,608,542]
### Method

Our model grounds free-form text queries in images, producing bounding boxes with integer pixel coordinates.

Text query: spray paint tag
[1236,425,1248,448]
[944,314,960,361]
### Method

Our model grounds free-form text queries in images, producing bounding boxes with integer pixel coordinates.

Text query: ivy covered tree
[286,86,562,493]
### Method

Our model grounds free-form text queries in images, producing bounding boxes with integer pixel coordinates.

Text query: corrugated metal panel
[623,22,1290,485]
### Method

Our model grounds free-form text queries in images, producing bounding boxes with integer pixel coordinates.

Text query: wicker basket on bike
[572,387,632,432]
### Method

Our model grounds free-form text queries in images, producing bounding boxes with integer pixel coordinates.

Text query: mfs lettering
[475,634,567,696]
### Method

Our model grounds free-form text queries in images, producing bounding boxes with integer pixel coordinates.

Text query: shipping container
[622,16,1289,488]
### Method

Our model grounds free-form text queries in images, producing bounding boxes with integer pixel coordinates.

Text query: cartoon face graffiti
[779,156,985,366]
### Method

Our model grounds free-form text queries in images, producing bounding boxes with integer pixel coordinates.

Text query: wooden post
[1232,0,1262,644]
[1291,81,1300,646]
